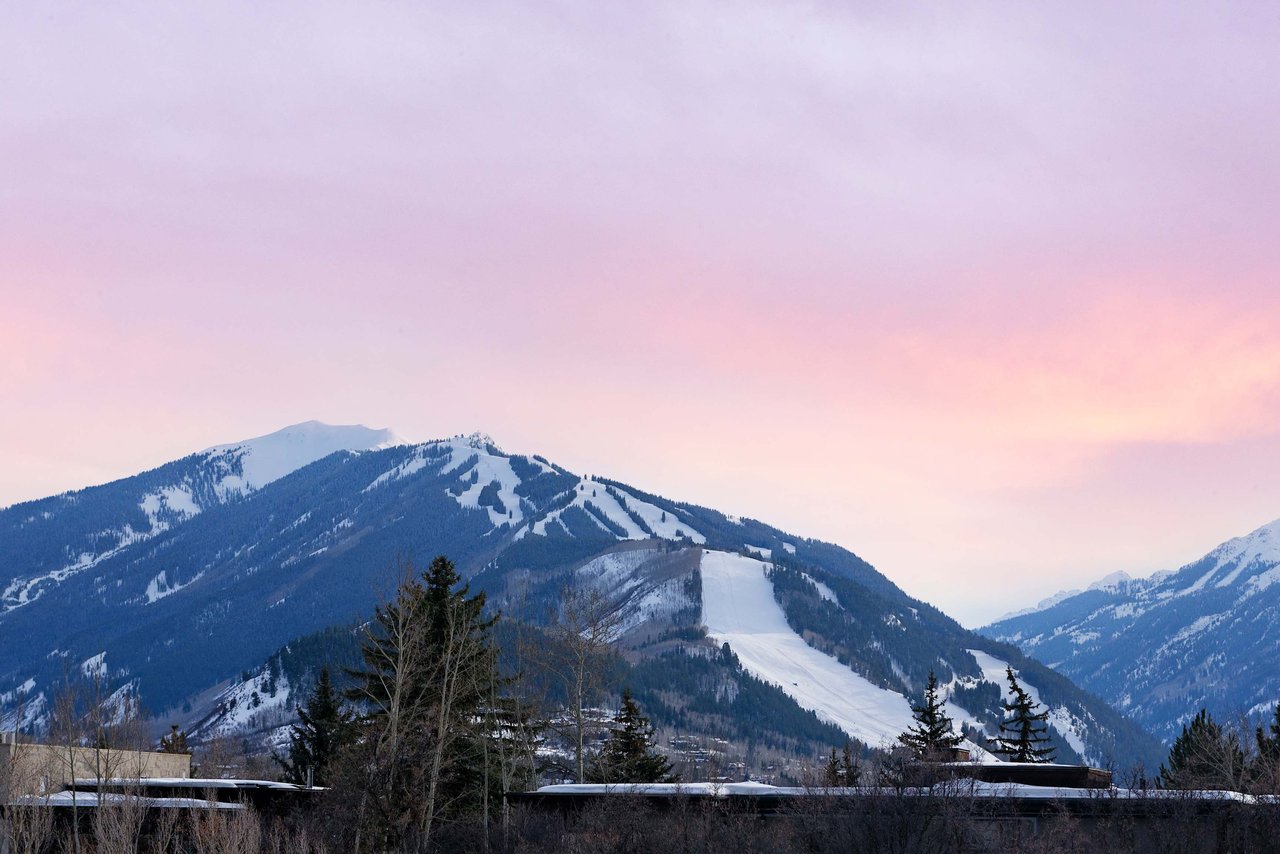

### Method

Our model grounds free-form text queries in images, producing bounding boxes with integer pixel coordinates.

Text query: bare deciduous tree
[545,585,622,783]
[190,804,263,854]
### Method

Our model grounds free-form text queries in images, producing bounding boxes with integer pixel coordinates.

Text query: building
[0,732,191,797]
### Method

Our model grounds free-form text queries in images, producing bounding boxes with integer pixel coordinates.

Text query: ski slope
[700,550,916,748]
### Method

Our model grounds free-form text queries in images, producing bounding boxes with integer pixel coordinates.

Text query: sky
[3,2,1280,626]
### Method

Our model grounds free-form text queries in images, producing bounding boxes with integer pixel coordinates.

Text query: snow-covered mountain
[201,421,405,492]
[0,423,1159,768]
[982,518,1280,741]
[1,421,402,615]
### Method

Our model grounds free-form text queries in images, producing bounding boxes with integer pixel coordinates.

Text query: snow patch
[966,649,1091,763]
[533,479,654,541]
[81,652,107,679]
[1166,613,1227,645]
[145,570,204,604]
[363,447,434,492]
[431,438,531,526]
[204,421,404,493]
[802,574,839,604]
[700,551,916,748]
[607,485,707,544]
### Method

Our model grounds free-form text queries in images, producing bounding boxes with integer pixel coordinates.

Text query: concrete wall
[0,740,191,795]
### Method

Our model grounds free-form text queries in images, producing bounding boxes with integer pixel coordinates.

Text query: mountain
[1,421,402,616]
[0,422,1160,769]
[982,518,1280,741]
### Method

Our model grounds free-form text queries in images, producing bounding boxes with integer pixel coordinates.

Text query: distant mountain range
[982,519,1280,741]
[0,422,1160,770]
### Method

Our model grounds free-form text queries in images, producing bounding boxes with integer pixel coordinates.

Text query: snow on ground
[533,478,648,539]
[363,446,435,492]
[198,669,294,739]
[966,649,1092,763]
[204,421,403,492]
[1174,564,1221,598]
[782,542,796,555]
[576,548,660,595]
[1244,565,1280,596]
[744,544,772,560]
[0,690,48,732]
[81,652,107,679]
[574,547,697,632]
[801,573,839,604]
[445,443,526,525]
[3,524,151,614]
[144,569,204,604]
[139,485,201,529]
[700,550,915,748]
[1165,612,1228,646]
[1205,519,1280,585]
[608,485,706,543]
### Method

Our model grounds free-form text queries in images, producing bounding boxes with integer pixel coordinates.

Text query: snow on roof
[12,791,243,810]
[74,777,312,790]
[531,781,1262,802]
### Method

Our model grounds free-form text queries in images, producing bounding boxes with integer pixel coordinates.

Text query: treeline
[1157,705,1280,794]
[268,556,676,851]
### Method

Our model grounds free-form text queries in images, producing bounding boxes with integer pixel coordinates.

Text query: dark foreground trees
[990,667,1055,763]
[898,671,963,760]
[585,689,673,784]
[333,555,533,852]
[1159,708,1247,791]
[276,668,355,787]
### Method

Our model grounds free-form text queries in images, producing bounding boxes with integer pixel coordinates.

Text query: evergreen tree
[586,689,674,784]
[1159,708,1245,791]
[841,740,861,786]
[158,725,190,755]
[990,667,1055,763]
[823,748,841,787]
[1255,702,1280,763]
[898,671,964,759]
[275,668,354,787]
[1252,702,1280,794]
[344,556,510,849]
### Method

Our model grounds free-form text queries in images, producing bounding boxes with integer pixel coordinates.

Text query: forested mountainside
[0,422,1161,770]
[983,519,1280,742]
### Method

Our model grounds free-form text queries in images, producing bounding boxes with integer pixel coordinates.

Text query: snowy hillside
[983,517,1280,740]
[701,551,917,749]
[0,421,1160,768]
[0,421,402,616]
[700,551,1096,762]
[203,420,405,494]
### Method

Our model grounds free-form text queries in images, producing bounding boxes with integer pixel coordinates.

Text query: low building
[0,732,191,796]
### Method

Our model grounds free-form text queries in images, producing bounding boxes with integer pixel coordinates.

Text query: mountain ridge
[0,421,1162,768]
[982,516,1280,740]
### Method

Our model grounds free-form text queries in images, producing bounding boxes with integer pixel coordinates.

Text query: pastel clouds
[2,1,1279,624]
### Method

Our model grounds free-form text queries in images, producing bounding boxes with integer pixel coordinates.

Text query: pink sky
[3,2,1280,625]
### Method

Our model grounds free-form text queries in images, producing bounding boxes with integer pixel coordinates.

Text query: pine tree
[1251,702,1280,794]
[990,667,1056,763]
[840,739,861,786]
[823,748,841,787]
[158,725,190,755]
[898,671,964,759]
[586,689,674,784]
[1159,708,1245,791]
[275,668,354,787]
[1255,702,1280,762]
[345,556,509,848]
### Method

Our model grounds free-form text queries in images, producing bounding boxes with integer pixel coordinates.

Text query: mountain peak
[456,432,500,452]
[203,421,406,490]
